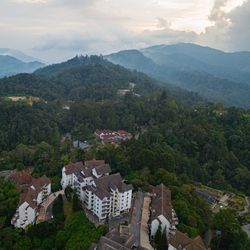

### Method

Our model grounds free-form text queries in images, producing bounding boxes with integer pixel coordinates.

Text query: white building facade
[11,176,51,228]
[61,160,133,221]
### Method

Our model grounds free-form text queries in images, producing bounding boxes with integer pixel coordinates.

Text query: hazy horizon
[1,0,250,62]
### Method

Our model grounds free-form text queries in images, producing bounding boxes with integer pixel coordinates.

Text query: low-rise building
[169,230,211,250]
[149,184,209,250]
[150,184,178,240]
[92,225,136,250]
[94,129,132,145]
[94,130,114,140]
[61,160,133,221]
[11,175,51,228]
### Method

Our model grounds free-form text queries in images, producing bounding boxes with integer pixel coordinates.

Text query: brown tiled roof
[150,183,172,222]
[9,171,32,186]
[116,130,129,135]
[64,160,111,179]
[169,231,210,250]
[92,173,133,199]
[97,226,135,250]
[19,176,51,209]
[65,162,84,175]
[95,130,113,136]
[85,159,105,166]
[31,175,50,189]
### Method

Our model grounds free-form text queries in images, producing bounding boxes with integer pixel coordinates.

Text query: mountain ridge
[0,55,45,78]
[106,43,250,108]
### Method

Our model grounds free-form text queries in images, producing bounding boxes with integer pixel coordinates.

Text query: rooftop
[90,173,133,199]
[150,183,172,222]
[169,230,210,250]
[64,160,111,180]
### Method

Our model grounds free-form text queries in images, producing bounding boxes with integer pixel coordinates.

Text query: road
[140,196,153,250]
[239,196,250,216]
[130,191,144,248]
[37,190,64,222]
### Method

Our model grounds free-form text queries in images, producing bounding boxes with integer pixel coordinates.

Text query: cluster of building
[8,160,210,250]
[92,183,210,250]
[94,129,132,145]
[9,171,51,228]
[61,159,133,221]
[150,184,210,250]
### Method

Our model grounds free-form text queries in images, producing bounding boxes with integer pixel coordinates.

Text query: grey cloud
[199,0,250,51]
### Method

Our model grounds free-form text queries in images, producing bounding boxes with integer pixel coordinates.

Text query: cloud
[0,0,249,62]
[198,0,250,51]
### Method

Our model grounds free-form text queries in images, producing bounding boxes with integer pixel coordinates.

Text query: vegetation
[0,178,19,228]
[0,55,249,249]
[55,211,107,250]
[0,193,105,250]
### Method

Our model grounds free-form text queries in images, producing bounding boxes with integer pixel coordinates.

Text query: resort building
[61,160,133,221]
[11,175,51,228]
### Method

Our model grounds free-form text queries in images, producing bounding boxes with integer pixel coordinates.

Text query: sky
[0,0,249,62]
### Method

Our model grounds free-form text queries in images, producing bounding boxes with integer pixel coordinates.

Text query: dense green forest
[106,44,250,108]
[1,93,249,195]
[0,55,249,249]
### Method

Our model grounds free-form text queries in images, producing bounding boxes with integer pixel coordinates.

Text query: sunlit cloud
[0,0,249,62]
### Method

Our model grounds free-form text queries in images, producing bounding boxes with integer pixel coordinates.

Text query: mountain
[0,48,40,63]
[0,55,164,101]
[106,43,250,108]
[0,55,45,77]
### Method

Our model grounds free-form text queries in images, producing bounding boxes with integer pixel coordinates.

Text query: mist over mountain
[106,43,250,108]
[0,48,40,63]
[0,55,45,78]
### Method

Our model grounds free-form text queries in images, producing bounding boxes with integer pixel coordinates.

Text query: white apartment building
[11,176,51,228]
[61,160,133,221]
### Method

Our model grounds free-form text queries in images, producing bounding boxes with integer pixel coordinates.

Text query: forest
[0,56,249,249]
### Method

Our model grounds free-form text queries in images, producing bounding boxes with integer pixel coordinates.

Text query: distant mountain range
[0,48,40,62]
[106,43,250,108]
[0,49,45,77]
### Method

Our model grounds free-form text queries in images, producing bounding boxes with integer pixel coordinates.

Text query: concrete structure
[61,160,133,221]
[11,175,51,228]
[150,184,178,240]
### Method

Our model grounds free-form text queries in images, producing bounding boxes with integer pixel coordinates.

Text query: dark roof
[92,173,133,199]
[95,164,111,175]
[150,183,172,222]
[97,226,135,250]
[169,231,210,250]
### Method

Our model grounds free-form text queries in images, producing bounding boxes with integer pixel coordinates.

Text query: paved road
[130,191,144,248]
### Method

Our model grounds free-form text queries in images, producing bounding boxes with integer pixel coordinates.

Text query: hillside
[0,55,165,101]
[106,43,250,108]
[0,55,45,78]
